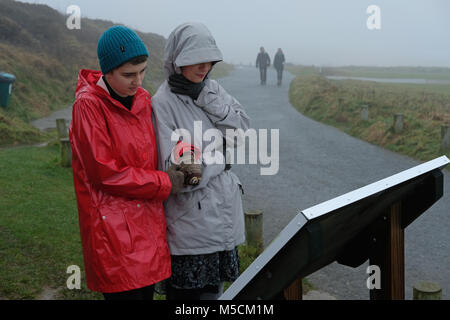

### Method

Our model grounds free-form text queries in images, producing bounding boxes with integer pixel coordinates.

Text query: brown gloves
[166,164,185,195]
[179,162,202,185]
[166,163,203,195]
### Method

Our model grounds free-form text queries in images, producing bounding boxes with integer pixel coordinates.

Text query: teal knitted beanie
[97,25,149,74]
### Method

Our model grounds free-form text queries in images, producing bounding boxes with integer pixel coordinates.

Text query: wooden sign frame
[220,156,449,300]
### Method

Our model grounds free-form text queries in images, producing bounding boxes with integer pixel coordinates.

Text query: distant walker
[273,48,285,86]
[255,47,271,85]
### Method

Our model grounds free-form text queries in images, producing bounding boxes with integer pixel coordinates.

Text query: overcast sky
[20,0,450,67]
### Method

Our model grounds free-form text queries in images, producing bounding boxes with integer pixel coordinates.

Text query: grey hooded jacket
[151,22,251,255]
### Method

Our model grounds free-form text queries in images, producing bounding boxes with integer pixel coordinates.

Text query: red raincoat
[69,69,172,293]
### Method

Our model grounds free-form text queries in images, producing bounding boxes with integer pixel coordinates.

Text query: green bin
[0,72,16,108]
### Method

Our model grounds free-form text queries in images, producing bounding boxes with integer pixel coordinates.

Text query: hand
[165,164,185,195]
[179,162,202,185]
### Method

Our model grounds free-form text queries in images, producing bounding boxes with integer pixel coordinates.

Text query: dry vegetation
[288,66,450,162]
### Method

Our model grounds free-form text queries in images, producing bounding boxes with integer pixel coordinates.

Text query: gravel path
[31,67,449,300]
[218,66,449,300]
[31,106,72,131]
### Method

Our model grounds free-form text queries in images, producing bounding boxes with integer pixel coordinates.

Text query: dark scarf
[168,73,206,101]
[103,76,134,111]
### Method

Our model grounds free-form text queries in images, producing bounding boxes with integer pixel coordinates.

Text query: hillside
[0,0,166,146]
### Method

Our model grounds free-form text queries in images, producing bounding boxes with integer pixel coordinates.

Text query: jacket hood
[75,69,103,98]
[164,22,223,79]
[75,69,146,100]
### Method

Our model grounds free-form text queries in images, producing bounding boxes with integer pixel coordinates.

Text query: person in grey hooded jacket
[151,22,250,300]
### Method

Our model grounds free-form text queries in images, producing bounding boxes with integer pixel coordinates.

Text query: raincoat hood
[164,22,223,79]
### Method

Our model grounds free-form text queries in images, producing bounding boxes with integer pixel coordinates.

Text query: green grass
[0,108,53,147]
[288,72,450,164]
[0,143,102,299]
[2,144,301,300]
[317,65,450,81]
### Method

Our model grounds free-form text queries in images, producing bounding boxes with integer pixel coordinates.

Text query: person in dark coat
[255,47,270,85]
[273,48,285,86]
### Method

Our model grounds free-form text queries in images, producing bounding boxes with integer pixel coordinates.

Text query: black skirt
[168,247,240,289]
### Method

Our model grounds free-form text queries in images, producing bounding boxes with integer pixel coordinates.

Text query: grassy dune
[320,66,450,81]
[0,0,165,147]
[288,66,450,162]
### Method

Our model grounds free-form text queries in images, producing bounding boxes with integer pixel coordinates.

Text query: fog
[21,0,450,67]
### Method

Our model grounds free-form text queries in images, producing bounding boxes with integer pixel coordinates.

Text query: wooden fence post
[56,118,68,139]
[441,124,450,151]
[284,277,303,300]
[394,114,404,133]
[369,201,405,300]
[413,282,441,300]
[60,137,72,168]
[244,209,263,254]
[361,105,369,121]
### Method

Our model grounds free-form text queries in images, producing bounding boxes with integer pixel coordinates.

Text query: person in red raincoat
[69,25,185,300]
